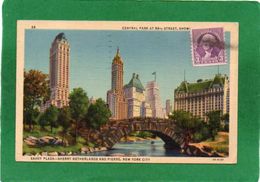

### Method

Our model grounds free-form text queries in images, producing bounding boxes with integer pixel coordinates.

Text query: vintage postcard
[16,21,238,163]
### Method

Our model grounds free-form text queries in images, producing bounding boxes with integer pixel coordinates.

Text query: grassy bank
[23,125,91,154]
[23,125,63,138]
[191,132,229,156]
[23,142,84,154]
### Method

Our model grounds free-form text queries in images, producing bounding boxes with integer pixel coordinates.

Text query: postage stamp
[191,27,226,66]
[16,21,238,163]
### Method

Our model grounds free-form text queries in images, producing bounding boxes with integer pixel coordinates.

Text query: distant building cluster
[107,49,167,120]
[174,74,229,120]
[124,73,152,118]
[40,33,229,122]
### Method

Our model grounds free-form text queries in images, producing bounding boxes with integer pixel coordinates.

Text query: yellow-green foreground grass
[23,125,63,138]
[23,142,84,154]
[192,132,229,156]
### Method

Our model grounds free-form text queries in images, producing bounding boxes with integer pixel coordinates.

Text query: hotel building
[41,33,70,111]
[107,48,127,120]
[174,74,229,120]
[124,73,152,118]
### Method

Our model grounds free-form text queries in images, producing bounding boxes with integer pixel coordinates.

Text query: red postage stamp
[191,27,226,66]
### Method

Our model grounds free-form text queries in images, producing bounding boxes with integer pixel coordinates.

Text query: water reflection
[86,139,187,157]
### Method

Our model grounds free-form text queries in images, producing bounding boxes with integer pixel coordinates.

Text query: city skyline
[25,30,230,104]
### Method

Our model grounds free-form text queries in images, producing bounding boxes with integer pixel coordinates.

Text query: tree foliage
[169,110,204,146]
[24,69,50,131]
[57,107,72,143]
[69,88,89,142]
[57,107,72,131]
[69,88,89,121]
[221,113,229,131]
[38,112,48,129]
[24,108,40,130]
[86,98,111,130]
[44,105,59,133]
[206,110,221,140]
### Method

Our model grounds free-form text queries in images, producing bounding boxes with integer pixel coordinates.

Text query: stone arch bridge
[80,117,186,150]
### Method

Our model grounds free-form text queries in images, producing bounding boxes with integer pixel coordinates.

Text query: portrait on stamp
[192,27,226,66]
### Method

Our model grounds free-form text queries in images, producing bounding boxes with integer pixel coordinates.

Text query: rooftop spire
[55,32,67,41]
[112,47,123,64]
[184,70,186,81]
[116,47,120,57]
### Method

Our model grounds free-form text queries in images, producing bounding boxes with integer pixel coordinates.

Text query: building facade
[89,97,96,105]
[124,73,152,118]
[41,33,70,111]
[174,74,230,120]
[145,81,164,118]
[107,48,127,120]
[165,99,172,116]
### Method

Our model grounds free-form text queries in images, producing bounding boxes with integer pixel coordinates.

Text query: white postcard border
[16,21,238,163]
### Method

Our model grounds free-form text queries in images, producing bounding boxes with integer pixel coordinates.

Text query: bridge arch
[84,118,186,150]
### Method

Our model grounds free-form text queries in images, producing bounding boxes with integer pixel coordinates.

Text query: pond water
[86,139,187,157]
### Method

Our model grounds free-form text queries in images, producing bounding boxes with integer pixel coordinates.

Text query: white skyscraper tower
[145,81,164,118]
[41,33,70,111]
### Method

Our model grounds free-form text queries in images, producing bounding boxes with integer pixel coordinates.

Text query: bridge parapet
[80,117,185,150]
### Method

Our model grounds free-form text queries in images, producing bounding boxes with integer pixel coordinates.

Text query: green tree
[169,110,203,147]
[221,113,229,123]
[86,98,111,130]
[206,110,221,140]
[24,69,50,131]
[57,107,72,144]
[69,88,89,143]
[38,112,48,130]
[44,105,59,133]
[24,108,40,131]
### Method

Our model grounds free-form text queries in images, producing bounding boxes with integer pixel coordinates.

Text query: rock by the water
[48,152,58,156]
[99,147,107,151]
[186,147,192,155]
[24,136,65,147]
[89,147,94,152]
[202,146,213,153]
[211,152,222,157]
[41,152,48,156]
[24,139,37,146]
[81,147,89,152]
[40,136,54,143]
[67,152,72,155]
[59,152,66,156]
[28,136,38,140]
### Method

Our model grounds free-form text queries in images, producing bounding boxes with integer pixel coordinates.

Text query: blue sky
[25,30,230,106]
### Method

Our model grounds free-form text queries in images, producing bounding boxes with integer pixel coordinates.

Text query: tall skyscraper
[42,33,70,111]
[107,48,127,120]
[174,74,229,121]
[165,99,172,116]
[124,73,152,118]
[145,81,164,118]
